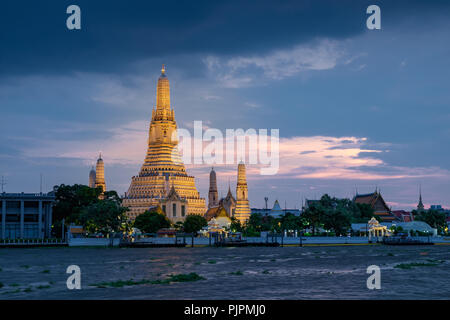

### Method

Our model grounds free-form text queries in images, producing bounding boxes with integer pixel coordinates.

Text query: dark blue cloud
[1,0,449,76]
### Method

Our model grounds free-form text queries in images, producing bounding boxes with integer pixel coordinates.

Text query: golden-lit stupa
[234,162,251,224]
[94,153,106,192]
[123,65,206,220]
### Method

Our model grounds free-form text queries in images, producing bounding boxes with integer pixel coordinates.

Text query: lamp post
[299,231,303,247]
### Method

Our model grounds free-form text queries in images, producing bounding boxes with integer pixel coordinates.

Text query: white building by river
[0,192,55,239]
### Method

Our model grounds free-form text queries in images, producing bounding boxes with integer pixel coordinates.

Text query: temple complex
[204,164,252,224]
[122,65,206,220]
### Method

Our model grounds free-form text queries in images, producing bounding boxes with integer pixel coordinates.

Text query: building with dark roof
[353,190,396,222]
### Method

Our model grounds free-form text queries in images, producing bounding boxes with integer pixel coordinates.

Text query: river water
[0,245,449,299]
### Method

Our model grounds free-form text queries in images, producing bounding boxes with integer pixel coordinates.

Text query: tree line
[52,184,208,237]
[52,185,448,237]
[413,209,447,234]
[232,194,376,236]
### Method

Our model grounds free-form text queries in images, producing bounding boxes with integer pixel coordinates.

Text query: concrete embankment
[70,236,450,247]
[4,236,448,248]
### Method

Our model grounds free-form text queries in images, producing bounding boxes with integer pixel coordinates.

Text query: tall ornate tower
[208,168,219,208]
[122,65,206,220]
[94,154,106,192]
[234,162,251,224]
[88,166,96,188]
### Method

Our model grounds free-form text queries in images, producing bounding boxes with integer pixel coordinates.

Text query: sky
[1,0,450,210]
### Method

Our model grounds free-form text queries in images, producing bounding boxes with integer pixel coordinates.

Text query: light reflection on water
[0,245,449,299]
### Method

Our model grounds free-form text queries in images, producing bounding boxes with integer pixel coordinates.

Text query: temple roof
[217,207,229,218]
[205,206,220,221]
[354,191,388,209]
[166,185,181,201]
[353,192,377,204]
[272,200,282,211]
[205,205,229,221]
[354,191,395,222]
[225,186,235,202]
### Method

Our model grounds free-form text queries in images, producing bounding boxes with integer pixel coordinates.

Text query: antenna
[264,197,268,210]
[40,173,43,193]
[0,176,6,193]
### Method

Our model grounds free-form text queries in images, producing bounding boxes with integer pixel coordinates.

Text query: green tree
[133,207,171,234]
[280,212,304,231]
[260,215,275,231]
[302,202,325,235]
[52,184,104,237]
[349,202,376,223]
[183,215,207,235]
[247,213,264,231]
[414,209,447,233]
[53,184,102,223]
[302,195,354,235]
[230,217,243,232]
[322,205,351,236]
[79,199,129,235]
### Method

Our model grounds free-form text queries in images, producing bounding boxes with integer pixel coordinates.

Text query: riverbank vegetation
[52,184,130,237]
[413,209,447,234]
[52,185,447,238]
[231,194,376,236]
[53,184,210,238]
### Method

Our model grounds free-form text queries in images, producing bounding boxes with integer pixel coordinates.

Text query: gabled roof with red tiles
[392,210,414,222]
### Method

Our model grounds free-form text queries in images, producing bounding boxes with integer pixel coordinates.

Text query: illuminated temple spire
[234,162,251,224]
[94,153,106,193]
[123,66,206,220]
[156,64,170,111]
